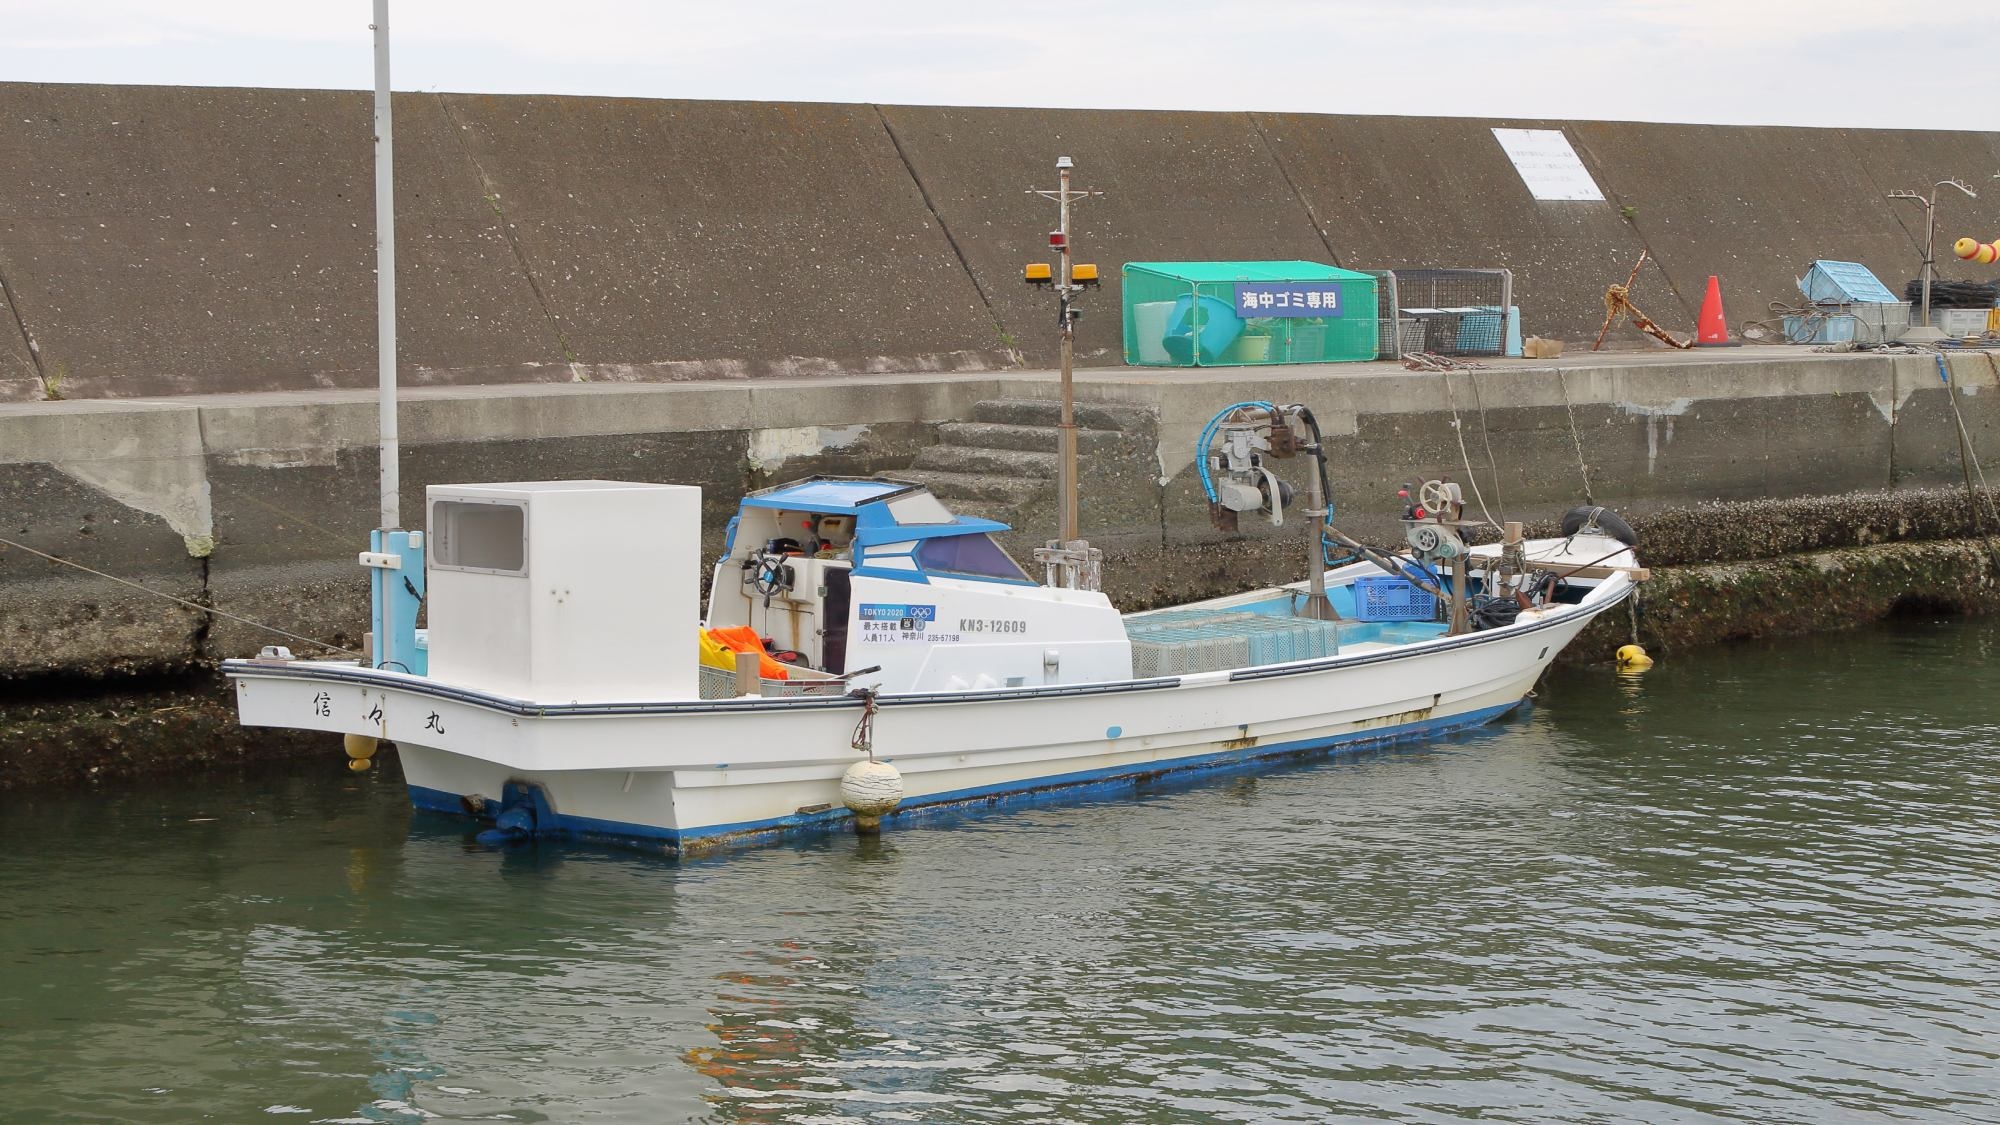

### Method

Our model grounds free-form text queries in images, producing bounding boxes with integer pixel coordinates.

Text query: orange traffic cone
[1696,275,1737,347]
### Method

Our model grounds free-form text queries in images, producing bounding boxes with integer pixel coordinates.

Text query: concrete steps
[971,399,1158,435]
[940,498,1026,526]
[912,443,1059,478]
[937,420,1124,454]
[880,398,1159,530]
[883,468,1046,504]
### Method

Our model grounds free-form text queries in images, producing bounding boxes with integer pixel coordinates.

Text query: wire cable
[0,534,362,657]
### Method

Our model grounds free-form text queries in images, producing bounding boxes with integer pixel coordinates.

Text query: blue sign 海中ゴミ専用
[1233,283,1342,318]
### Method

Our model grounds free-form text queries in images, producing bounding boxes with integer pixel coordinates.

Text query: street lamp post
[1889,178,1976,341]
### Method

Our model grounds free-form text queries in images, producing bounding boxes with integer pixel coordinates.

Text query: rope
[1940,356,2000,573]
[0,534,362,658]
[1438,369,1499,528]
[1400,351,1486,372]
[1554,368,1596,505]
[1465,368,1508,524]
[848,686,879,758]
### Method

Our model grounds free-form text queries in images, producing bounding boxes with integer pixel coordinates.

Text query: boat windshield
[914,533,1031,583]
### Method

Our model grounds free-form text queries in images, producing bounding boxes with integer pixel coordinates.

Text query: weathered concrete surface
[438,95,1010,379]
[1571,123,2000,338]
[0,85,562,399]
[1259,114,1655,341]
[0,677,324,789]
[4,346,1996,678]
[1546,488,2000,568]
[5,83,1999,400]
[1573,538,2000,663]
[877,106,1331,368]
[0,279,40,400]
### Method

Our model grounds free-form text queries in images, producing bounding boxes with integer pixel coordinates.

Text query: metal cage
[1361,268,1515,358]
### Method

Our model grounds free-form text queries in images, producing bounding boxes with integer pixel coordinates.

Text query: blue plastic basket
[1352,576,1437,622]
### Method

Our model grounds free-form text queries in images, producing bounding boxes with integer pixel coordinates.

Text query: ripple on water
[1,618,1998,1122]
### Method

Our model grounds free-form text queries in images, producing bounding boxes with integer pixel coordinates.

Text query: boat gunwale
[222,581,1631,718]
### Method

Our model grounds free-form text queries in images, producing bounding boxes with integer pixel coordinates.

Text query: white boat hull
[229,575,1624,854]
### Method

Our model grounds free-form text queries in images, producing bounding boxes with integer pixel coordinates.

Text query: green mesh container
[1123,261,1379,366]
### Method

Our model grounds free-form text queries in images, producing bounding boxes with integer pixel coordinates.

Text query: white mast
[372,0,400,529]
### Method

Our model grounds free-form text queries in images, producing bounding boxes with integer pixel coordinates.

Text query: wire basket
[698,665,846,700]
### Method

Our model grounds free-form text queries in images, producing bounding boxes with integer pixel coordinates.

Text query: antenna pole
[1024,158,1103,591]
[1056,158,1078,542]
[372,0,400,530]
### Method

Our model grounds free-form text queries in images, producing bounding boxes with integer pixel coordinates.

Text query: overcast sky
[3,1,1995,131]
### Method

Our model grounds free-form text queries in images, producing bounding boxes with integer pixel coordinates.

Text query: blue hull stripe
[407,699,1523,855]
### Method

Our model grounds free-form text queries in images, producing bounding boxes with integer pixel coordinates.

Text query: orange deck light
[1024,262,1053,285]
[1072,263,1100,286]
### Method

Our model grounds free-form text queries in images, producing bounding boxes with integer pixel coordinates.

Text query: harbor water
[3,617,1997,1122]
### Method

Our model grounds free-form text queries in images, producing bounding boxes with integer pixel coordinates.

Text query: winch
[1401,480,1467,562]
[1199,401,1335,618]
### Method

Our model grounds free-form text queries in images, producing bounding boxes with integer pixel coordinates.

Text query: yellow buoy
[1615,644,1654,670]
[348,757,373,773]
[343,733,379,761]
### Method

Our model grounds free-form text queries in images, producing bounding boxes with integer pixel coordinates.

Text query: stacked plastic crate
[1126,610,1345,676]
[1784,261,1910,344]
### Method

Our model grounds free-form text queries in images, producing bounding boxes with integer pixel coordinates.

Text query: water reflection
[2,617,1996,1122]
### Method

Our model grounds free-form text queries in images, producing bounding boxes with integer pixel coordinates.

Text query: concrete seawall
[4,84,1999,400]
[5,347,2000,787]
[4,346,1996,674]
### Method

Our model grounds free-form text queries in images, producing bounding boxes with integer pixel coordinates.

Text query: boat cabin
[704,478,1131,693]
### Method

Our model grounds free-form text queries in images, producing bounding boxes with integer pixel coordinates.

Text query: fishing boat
[224,399,1643,854]
[226,43,1642,854]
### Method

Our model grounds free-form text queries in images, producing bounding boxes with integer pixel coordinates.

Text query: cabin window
[431,500,527,574]
[915,533,1030,583]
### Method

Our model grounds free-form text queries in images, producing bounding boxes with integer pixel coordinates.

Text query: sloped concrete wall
[1258,113,1655,340]
[0,85,563,399]
[3,82,2000,402]
[877,106,1332,368]
[438,96,1010,379]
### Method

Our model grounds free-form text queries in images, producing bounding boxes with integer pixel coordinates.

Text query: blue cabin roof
[738,478,907,515]
[733,476,1029,585]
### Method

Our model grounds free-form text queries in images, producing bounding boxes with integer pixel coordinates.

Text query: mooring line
[1439,369,1500,528]
[1554,366,1596,505]
[0,534,361,657]
[1466,367,1508,524]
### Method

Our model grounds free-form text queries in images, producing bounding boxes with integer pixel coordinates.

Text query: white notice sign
[1491,128,1604,201]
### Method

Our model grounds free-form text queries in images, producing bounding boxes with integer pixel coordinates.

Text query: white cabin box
[425,481,699,703]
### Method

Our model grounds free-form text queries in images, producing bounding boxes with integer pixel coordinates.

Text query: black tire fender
[1560,505,1638,546]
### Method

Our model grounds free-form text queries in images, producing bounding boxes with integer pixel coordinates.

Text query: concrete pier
[5,82,2000,786]
[4,346,1998,786]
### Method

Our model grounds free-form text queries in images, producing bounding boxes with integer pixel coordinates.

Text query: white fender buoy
[840,759,904,834]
